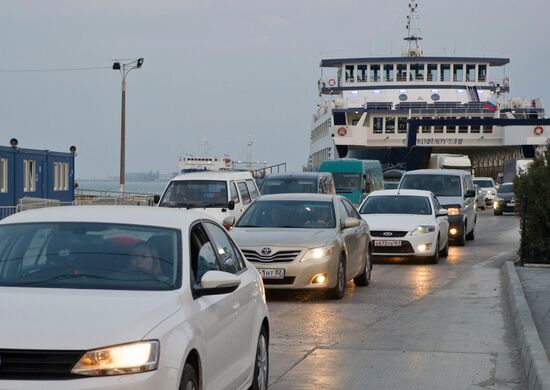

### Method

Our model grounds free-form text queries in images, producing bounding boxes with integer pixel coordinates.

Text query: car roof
[256,193,336,202]
[171,170,253,181]
[0,206,211,230]
[265,172,327,179]
[473,177,493,180]
[367,189,433,197]
[403,169,470,176]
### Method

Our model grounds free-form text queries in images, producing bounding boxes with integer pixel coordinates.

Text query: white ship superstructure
[308,0,547,175]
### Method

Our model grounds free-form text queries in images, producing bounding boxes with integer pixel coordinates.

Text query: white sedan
[0,206,269,390]
[358,190,449,263]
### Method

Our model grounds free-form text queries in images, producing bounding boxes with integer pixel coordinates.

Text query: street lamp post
[112,58,144,194]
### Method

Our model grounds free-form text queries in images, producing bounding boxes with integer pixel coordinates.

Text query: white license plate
[374,240,402,247]
[507,202,515,207]
[258,268,285,280]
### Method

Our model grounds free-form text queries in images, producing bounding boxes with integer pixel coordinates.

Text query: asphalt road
[266,209,525,389]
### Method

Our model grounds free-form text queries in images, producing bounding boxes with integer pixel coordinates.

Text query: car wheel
[354,246,371,287]
[455,224,466,246]
[466,224,475,241]
[429,238,440,264]
[439,236,449,257]
[249,326,269,390]
[494,210,502,216]
[179,363,199,390]
[329,257,345,299]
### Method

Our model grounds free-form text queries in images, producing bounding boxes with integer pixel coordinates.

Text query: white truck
[503,159,533,183]
[428,154,472,172]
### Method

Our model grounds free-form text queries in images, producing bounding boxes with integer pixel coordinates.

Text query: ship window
[478,65,487,82]
[458,117,469,133]
[397,64,407,82]
[483,124,493,134]
[434,117,444,133]
[373,117,383,134]
[23,160,36,193]
[427,64,438,82]
[397,117,408,133]
[441,64,451,82]
[333,112,346,126]
[453,64,464,82]
[345,65,355,82]
[385,117,396,133]
[466,65,476,82]
[0,158,7,193]
[409,64,424,81]
[471,117,481,133]
[383,64,394,82]
[370,65,380,82]
[446,119,457,133]
[347,112,362,126]
[357,65,368,82]
[422,118,432,133]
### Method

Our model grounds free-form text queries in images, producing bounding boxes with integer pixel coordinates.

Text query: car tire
[179,363,199,390]
[466,224,475,241]
[329,257,345,300]
[440,238,449,258]
[429,238,440,264]
[354,246,371,287]
[455,224,466,246]
[494,210,502,216]
[249,326,269,390]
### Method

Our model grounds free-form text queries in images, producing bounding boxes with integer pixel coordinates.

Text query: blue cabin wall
[0,145,75,207]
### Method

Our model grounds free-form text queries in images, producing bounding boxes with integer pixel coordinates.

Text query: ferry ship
[307,0,547,176]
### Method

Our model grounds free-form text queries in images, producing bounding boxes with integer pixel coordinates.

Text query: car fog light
[449,228,458,235]
[312,274,327,284]
[417,243,432,251]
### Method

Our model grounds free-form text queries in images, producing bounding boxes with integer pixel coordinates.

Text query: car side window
[237,182,251,205]
[230,181,240,203]
[432,195,443,214]
[189,224,219,285]
[343,199,361,219]
[204,222,244,274]
[245,179,260,199]
[337,200,349,226]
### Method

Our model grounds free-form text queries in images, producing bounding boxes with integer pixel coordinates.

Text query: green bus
[319,159,384,206]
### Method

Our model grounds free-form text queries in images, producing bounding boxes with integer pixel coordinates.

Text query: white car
[0,206,269,390]
[473,177,497,207]
[358,190,449,263]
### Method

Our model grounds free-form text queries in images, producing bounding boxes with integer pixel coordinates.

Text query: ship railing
[250,163,287,179]
[75,188,155,198]
[0,206,17,221]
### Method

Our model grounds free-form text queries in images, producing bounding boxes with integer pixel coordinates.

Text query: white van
[428,154,472,172]
[157,171,260,222]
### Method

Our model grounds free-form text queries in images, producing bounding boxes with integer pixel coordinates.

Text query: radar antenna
[403,0,423,57]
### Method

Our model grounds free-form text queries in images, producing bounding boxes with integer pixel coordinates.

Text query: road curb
[503,261,550,390]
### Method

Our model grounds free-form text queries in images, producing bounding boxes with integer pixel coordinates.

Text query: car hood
[497,192,514,201]
[230,228,336,248]
[361,214,434,232]
[434,196,464,207]
[0,287,182,350]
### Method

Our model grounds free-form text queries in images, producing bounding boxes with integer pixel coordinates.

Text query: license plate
[258,268,285,280]
[374,240,402,247]
[507,202,515,207]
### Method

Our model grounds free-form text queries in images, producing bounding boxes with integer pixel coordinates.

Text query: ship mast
[403,0,423,57]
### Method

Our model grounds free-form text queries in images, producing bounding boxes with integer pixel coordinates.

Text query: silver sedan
[226,194,372,299]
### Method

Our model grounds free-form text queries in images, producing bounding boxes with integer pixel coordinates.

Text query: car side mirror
[223,216,236,229]
[465,189,476,198]
[194,270,241,298]
[343,217,360,229]
[227,200,235,210]
[436,209,448,217]
[153,194,160,205]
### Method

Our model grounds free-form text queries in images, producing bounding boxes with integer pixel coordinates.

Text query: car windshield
[236,200,336,229]
[261,178,317,194]
[0,222,180,290]
[499,184,514,193]
[360,195,432,215]
[332,172,361,192]
[159,180,227,208]
[473,179,494,188]
[400,174,462,197]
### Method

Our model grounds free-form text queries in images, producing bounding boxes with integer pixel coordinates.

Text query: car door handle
[232,302,240,311]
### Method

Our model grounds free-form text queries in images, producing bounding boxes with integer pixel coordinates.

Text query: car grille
[0,349,85,380]
[372,241,415,254]
[242,249,301,263]
[370,231,408,238]
[262,277,296,285]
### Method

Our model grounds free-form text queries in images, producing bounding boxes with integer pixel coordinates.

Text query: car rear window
[360,196,432,215]
[400,174,462,197]
[0,222,180,290]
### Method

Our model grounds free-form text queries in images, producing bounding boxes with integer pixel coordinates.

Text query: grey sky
[1,0,548,179]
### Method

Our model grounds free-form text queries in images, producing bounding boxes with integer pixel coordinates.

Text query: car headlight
[411,225,435,235]
[446,207,461,216]
[71,340,159,376]
[301,245,335,262]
